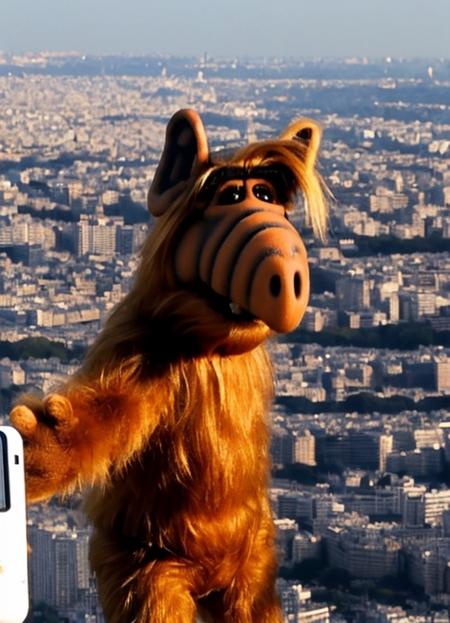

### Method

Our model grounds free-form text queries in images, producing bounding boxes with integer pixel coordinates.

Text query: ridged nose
[228,223,310,333]
[174,205,310,333]
[249,254,309,333]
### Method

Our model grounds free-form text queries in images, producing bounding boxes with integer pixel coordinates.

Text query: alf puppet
[11,109,327,623]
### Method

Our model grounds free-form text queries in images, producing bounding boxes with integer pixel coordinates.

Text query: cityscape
[1,52,450,622]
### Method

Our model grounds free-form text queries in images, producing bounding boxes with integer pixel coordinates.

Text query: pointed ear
[147,109,209,216]
[279,118,322,170]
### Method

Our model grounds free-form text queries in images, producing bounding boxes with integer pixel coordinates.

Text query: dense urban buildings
[1,52,450,622]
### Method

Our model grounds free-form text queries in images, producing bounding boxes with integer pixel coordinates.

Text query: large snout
[205,208,310,333]
[174,207,310,334]
[227,223,310,333]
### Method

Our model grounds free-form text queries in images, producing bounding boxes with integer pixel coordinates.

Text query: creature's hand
[10,394,79,503]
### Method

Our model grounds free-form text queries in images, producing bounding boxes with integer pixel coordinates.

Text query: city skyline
[1,0,450,59]
[2,54,450,622]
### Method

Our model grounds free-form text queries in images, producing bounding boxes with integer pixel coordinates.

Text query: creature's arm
[10,383,160,503]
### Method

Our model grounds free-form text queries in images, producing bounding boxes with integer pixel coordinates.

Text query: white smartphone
[0,426,29,623]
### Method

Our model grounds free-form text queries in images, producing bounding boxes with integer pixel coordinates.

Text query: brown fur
[11,112,327,622]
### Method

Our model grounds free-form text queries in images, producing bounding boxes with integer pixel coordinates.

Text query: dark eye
[217,185,245,205]
[253,184,275,203]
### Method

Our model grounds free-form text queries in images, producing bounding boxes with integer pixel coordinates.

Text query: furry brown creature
[11,109,327,623]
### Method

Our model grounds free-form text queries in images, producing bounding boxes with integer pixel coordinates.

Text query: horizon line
[1,51,450,63]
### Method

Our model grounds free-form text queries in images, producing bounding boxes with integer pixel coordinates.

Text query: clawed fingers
[9,394,78,503]
[10,405,38,438]
[10,394,78,441]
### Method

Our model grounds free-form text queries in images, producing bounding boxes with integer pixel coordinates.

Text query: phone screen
[0,431,10,512]
[0,426,29,623]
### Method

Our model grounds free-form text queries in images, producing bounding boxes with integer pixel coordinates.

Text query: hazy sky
[1,0,449,59]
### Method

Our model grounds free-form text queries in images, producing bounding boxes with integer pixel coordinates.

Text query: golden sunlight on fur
[11,109,327,622]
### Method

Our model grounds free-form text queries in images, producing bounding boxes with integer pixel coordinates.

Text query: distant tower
[90,218,118,255]
[389,292,400,323]
[294,430,316,466]
[394,174,404,193]
[53,533,79,609]
[28,525,54,605]
[75,216,90,256]
[435,360,450,392]
[76,530,91,591]
[271,427,294,465]
[246,117,257,143]
[443,509,450,536]
[336,276,370,311]
[379,434,394,472]
[196,70,205,83]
